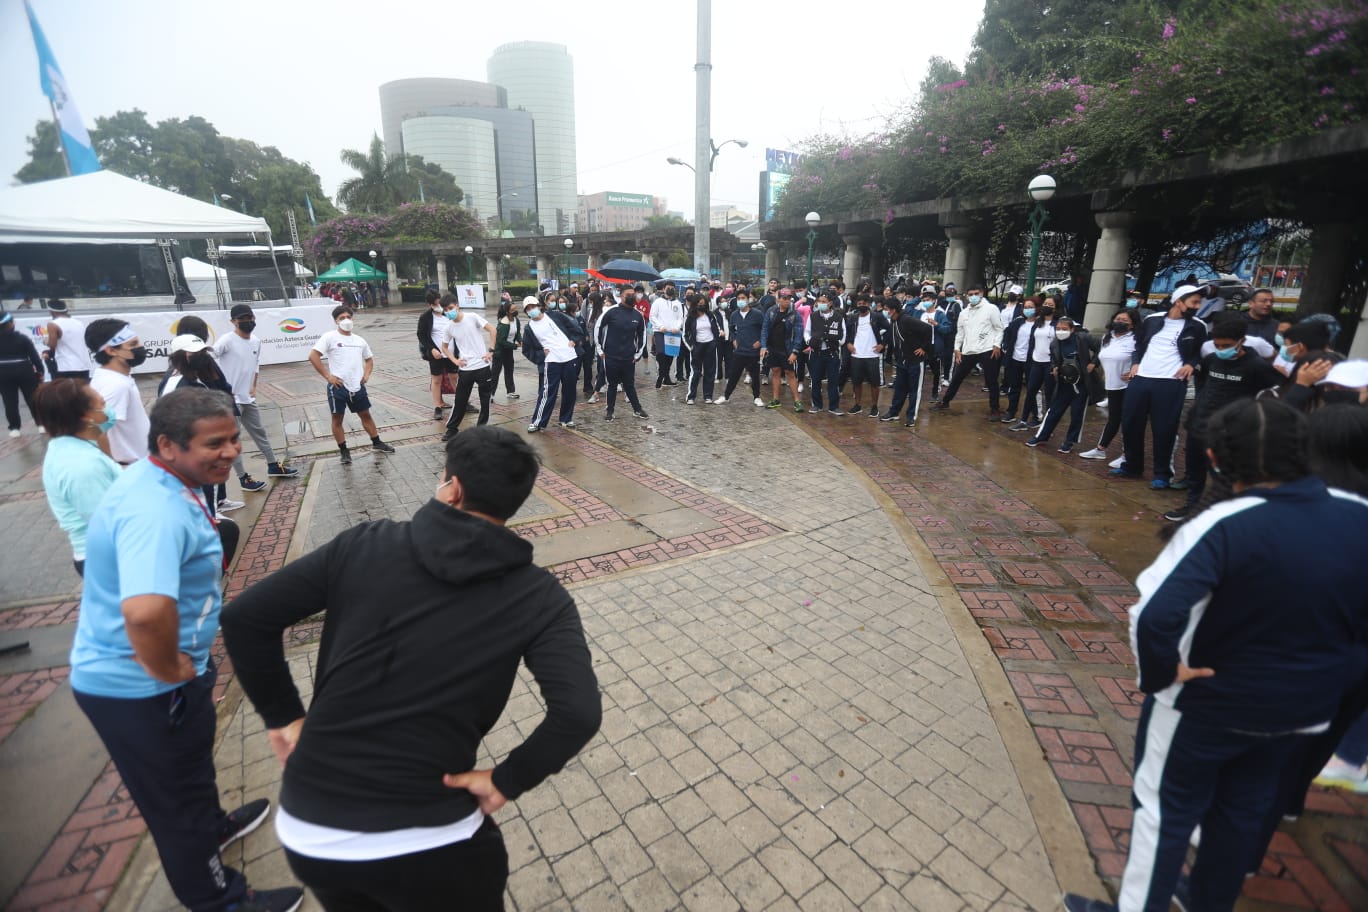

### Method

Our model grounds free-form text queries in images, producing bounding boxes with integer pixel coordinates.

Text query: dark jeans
[445,367,493,432]
[580,348,596,393]
[723,354,761,400]
[604,358,643,416]
[1120,376,1187,480]
[74,664,247,912]
[886,360,927,423]
[940,352,1001,410]
[285,816,508,912]
[0,367,39,430]
[1001,358,1026,418]
[531,360,578,428]
[489,349,516,394]
[1096,386,1127,448]
[807,350,842,410]
[1033,381,1088,444]
[1021,360,1054,423]
[1182,425,1209,507]
[686,340,716,401]
[651,332,677,383]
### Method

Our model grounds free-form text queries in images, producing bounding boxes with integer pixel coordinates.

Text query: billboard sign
[765,148,802,175]
[606,192,653,207]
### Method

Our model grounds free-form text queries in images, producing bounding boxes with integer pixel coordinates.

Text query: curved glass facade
[488,42,578,235]
[401,117,499,221]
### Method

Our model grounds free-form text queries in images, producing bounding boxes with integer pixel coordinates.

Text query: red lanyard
[148,456,220,531]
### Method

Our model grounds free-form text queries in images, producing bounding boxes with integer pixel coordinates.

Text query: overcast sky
[1,0,981,222]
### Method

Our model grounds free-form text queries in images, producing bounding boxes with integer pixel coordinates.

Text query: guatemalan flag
[25,1,101,176]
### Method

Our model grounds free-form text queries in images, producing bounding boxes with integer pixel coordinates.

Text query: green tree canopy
[305,203,487,261]
[336,134,464,213]
[646,214,688,230]
[14,109,339,240]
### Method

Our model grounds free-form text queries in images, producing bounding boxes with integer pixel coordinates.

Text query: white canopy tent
[0,171,269,239]
[181,256,230,302]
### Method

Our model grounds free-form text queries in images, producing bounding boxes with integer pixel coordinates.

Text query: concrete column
[586,252,602,272]
[1084,211,1136,331]
[721,252,735,284]
[1299,222,1354,317]
[535,255,553,286]
[485,255,503,307]
[942,226,973,291]
[435,257,448,294]
[764,245,783,285]
[842,235,864,292]
[385,258,401,307]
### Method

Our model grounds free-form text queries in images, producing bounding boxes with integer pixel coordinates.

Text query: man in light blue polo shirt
[71,388,303,912]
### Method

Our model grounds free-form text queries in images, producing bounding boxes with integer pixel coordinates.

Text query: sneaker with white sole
[239,474,267,493]
[714,397,727,404]
[220,798,271,851]
[1078,447,1108,460]
[754,397,765,407]
[229,886,305,912]
[1314,759,1368,793]
[1109,455,1127,469]
[217,499,246,513]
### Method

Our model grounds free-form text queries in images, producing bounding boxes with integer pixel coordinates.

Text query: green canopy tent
[316,257,387,282]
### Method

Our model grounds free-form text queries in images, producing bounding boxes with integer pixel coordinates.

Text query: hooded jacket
[221,502,601,831]
[596,304,646,361]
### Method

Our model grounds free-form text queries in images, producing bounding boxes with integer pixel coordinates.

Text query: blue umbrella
[598,258,663,284]
[659,268,703,281]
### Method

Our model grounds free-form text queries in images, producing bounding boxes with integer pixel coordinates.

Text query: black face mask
[857,305,870,313]
[128,346,148,368]
[1322,389,1362,406]
[239,320,256,334]
[1041,308,1055,316]
[1111,323,1131,334]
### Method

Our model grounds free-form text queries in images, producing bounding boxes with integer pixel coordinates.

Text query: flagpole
[47,98,71,177]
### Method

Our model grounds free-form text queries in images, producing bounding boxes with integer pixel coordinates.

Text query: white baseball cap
[1008,284,1023,295]
[522,295,539,306]
[170,334,207,354]
[1317,359,1368,389]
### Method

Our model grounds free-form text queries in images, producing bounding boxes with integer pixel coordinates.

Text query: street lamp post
[1024,174,1056,297]
[668,136,747,280]
[804,212,821,288]
[464,245,475,283]
[562,237,574,288]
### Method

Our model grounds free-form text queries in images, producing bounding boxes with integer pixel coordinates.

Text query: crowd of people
[2,268,1366,912]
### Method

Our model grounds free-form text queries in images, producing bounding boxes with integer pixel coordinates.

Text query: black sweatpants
[723,354,761,400]
[686,340,717,401]
[0,366,39,431]
[489,349,516,394]
[1033,380,1088,445]
[1095,386,1127,448]
[1021,360,1055,423]
[1120,376,1187,480]
[604,358,643,416]
[74,665,247,912]
[1001,358,1027,419]
[285,816,508,912]
[445,367,493,432]
[940,352,1001,411]
[651,332,677,384]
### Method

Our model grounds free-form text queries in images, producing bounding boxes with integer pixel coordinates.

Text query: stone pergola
[758,123,1368,356]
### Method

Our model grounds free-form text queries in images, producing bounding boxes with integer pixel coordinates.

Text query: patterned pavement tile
[1006,672,1094,717]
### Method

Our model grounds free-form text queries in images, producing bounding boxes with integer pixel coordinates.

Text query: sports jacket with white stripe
[1130,477,1368,733]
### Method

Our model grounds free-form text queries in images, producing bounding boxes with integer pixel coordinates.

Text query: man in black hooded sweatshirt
[221,427,601,911]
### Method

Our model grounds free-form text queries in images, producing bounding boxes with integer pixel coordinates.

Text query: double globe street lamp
[1024,174,1056,297]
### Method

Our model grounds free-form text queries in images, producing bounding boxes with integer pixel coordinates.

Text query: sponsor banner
[16,302,336,375]
[454,285,486,310]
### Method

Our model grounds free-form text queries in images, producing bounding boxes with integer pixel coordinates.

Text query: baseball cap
[47,299,69,313]
[1317,360,1368,389]
[778,288,794,298]
[522,295,540,306]
[230,304,254,320]
[1171,284,1202,301]
[171,334,208,354]
[1008,284,1023,296]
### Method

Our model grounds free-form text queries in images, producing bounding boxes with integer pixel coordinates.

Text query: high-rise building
[378,78,538,226]
[578,192,666,233]
[488,42,577,236]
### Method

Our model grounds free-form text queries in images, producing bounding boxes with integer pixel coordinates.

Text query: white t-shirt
[1098,333,1137,391]
[1011,319,1033,362]
[443,312,492,371]
[211,332,261,405]
[527,316,578,364]
[1030,321,1056,363]
[312,331,373,392]
[1137,318,1185,379]
[693,314,714,344]
[90,368,150,464]
[429,312,451,353]
[852,315,878,358]
[51,316,90,372]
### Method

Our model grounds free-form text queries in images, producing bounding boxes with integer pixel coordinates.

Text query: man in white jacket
[648,284,685,387]
[931,285,1006,418]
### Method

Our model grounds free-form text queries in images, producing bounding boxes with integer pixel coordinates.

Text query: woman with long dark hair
[1010,296,1059,431]
[34,379,121,576]
[491,299,521,401]
[1079,309,1138,460]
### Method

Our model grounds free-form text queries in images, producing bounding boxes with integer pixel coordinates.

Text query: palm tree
[336,134,414,213]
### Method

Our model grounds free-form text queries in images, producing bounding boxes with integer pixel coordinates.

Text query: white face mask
[337,318,354,332]
[1055,329,1072,340]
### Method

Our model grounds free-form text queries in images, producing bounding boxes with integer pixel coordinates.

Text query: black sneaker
[228,886,304,912]
[1025,438,1043,447]
[904,420,916,428]
[632,410,650,419]
[1061,894,1117,912]
[432,407,443,420]
[1163,505,1193,522]
[931,402,950,411]
[338,449,352,465]
[373,440,396,454]
[879,412,897,422]
[239,474,267,493]
[220,798,271,851]
[440,429,457,442]
[604,413,615,421]
[265,463,299,478]
[848,404,863,414]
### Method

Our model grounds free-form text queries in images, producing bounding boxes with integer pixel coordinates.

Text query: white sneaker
[1078,447,1108,460]
[1109,455,1126,469]
[217,499,246,513]
[753,397,765,407]
[1314,759,1368,793]
[6,429,19,438]
[1095,399,1109,409]
[713,397,727,404]
[797,383,804,393]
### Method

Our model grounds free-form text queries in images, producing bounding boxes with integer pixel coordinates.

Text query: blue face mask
[1022,308,1036,319]
[1213,345,1240,360]
[967,294,982,306]
[1278,344,1294,362]
[95,405,117,433]
[444,309,458,320]
[921,301,935,310]
[1274,332,1285,346]
[817,302,829,313]
[1126,298,1140,308]
[527,307,541,319]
